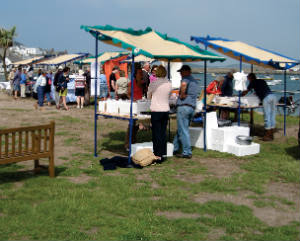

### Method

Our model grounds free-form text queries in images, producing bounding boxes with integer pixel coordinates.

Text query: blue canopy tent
[80,25,225,164]
[191,36,299,135]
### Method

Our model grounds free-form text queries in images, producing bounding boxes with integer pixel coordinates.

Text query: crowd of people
[8,65,91,111]
[6,61,277,165]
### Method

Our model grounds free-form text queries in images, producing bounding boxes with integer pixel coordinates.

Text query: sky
[1,0,299,66]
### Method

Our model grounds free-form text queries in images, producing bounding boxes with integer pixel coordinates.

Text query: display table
[97,112,151,121]
[207,103,262,128]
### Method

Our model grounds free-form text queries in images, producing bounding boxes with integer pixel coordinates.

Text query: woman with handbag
[58,67,70,110]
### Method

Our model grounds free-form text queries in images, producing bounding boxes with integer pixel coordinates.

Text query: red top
[206,80,222,95]
[128,80,143,101]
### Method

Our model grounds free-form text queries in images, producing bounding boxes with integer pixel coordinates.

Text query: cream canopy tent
[81,25,226,63]
[75,51,129,64]
[81,25,226,159]
[37,53,88,66]
[122,54,155,63]
[190,36,299,70]
[11,56,45,66]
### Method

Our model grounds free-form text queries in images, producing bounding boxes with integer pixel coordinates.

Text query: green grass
[58,116,81,124]
[0,113,299,240]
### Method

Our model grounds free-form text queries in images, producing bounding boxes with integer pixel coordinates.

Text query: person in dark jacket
[84,67,91,106]
[220,70,234,119]
[58,67,70,110]
[53,66,63,109]
[109,66,119,99]
[242,73,277,141]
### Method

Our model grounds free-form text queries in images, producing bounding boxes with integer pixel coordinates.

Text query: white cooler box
[130,142,174,157]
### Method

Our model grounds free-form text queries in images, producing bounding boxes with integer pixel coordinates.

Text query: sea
[1,73,299,116]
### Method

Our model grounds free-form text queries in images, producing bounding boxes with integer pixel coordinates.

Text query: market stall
[10,56,46,67]
[190,36,300,135]
[80,25,225,162]
[36,53,88,66]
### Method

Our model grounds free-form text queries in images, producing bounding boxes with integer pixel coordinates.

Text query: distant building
[0,57,12,69]
[10,45,45,57]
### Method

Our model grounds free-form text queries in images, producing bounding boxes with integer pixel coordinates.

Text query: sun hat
[215,76,224,82]
[58,65,63,70]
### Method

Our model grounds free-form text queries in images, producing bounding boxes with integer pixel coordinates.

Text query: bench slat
[25,131,29,152]
[44,129,47,152]
[0,152,51,164]
[0,134,2,158]
[12,132,15,156]
[5,134,8,156]
[18,131,22,154]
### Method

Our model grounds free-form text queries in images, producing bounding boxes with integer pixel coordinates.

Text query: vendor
[242,73,277,141]
[220,70,235,119]
[206,76,223,95]
[124,67,147,151]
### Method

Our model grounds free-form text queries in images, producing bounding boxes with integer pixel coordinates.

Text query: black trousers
[151,112,169,158]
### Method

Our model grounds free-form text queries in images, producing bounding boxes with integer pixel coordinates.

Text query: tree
[0,26,16,81]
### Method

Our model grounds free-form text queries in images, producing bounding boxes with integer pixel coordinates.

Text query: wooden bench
[0,121,55,177]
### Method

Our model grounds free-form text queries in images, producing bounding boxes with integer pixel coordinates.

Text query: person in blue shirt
[99,67,108,100]
[220,70,235,120]
[13,66,22,100]
[20,69,27,98]
[173,65,199,159]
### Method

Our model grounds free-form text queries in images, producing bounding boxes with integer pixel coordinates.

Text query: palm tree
[0,26,16,81]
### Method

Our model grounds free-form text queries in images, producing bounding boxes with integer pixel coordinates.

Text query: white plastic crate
[227,142,260,156]
[98,100,107,112]
[106,100,119,114]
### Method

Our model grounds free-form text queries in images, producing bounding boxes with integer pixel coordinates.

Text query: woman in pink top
[147,65,172,162]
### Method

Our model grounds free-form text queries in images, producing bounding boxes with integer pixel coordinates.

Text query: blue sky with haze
[1,0,299,66]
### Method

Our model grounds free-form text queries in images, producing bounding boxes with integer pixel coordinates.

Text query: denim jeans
[54,90,60,106]
[110,91,115,99]
[20,84,26,97]
[173,105,195,156]
[263,93,277,129]
[37,86,45,107]
[45,92,51,103]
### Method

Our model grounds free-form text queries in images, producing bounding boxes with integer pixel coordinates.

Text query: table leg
[250,109,254,135]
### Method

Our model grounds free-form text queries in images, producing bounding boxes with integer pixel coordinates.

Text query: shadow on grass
[101,131,128,156]
[251,124,265,137]
[0,166,67,184]
[285,145,300,160]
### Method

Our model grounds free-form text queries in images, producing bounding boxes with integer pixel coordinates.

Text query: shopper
[147,65,172,162]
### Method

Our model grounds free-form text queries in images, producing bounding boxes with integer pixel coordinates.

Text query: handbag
[132,148,157,167]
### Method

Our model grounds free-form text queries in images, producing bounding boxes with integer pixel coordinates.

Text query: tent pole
[167,60,170,79]
[128,52,135,165]
[284,69,287,136]
[94,32,99,157]
[238,55,242,126]
[203,60,207,152]
[167,59,171,142]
